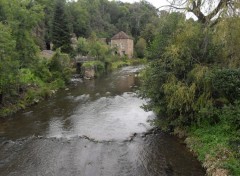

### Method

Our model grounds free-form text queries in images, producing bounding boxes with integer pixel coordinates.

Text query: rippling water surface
[0,66,205,176]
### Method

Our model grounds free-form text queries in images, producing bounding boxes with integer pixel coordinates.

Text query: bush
[111,61,129,69]
[49,50,72,82]
[82,61,104,70]
[187,103,240,175]
[220,101,240,133]
[211,69,240,103]
[33,58,52,82]
[19,68,43,86]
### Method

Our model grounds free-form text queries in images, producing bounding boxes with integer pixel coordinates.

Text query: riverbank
[81,58,147,79]
[172,124,239,176]
[0,59,146,118]
[0,51,73,118]
[139,64,239,175]
[0,79,67,118]
[109,58,147,70]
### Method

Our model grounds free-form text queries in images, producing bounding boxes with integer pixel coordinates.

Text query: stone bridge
[75,55,96,63]
[75,55,97,77]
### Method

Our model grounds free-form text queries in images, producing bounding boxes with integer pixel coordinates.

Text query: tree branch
[197,0,202,7]
[157,0,236,26]
[206,0,230,21]
[157,5,188,11]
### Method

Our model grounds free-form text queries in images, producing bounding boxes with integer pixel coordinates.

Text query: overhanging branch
[157,5,189,11]
[157,0,237,26]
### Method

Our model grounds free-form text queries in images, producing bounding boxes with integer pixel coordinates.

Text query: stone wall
[84,67,95,79]
[111,39,134,58]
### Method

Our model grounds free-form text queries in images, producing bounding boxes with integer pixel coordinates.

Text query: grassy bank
[0,79,66,117]
[139,13,240,175]
[141,64,240,175]
[110,58,147,70]
[186,127,239,176]
[171,104,240,176]
[82,58,147,78]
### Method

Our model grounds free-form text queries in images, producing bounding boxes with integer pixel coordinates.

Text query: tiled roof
[111,31,132,40]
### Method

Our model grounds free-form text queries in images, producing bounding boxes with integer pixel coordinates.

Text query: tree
[146,12,186,60]
[52,0,72,53]
[140,11,220,128]
[76,37,89,56]
[0,0,44,67]
[35,0,57,50]
[89,41,109,61]
[127,0,158,37]
[213,17,240,67]
[135,38,147,58]
[160,0,240,26]
[0,23,19,105]
[67,1,90,37]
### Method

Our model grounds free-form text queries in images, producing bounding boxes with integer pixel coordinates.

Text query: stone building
[111,31,134,58]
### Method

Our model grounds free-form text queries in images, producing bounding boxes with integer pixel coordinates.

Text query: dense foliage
[140,6,240,175]
[32,0,159,51]
[52,0,72,53]
[0,0,158,115]
[67,0,158,39]
[0,0,73,116]
[0,0,239,174]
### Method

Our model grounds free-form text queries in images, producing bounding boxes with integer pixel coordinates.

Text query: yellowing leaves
[163,76,196,113]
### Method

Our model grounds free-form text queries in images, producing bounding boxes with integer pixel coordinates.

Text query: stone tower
[111,31,134,58]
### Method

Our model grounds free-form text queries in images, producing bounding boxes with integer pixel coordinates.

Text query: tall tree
[67,1,90,37]
[52,0,72,53]
[0,0,44,67]
[135,37,147,58]
[0,23,19,105]
[161,0,240,26]
[35,0,57,50]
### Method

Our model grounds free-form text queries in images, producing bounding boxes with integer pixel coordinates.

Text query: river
[0,66,205,176]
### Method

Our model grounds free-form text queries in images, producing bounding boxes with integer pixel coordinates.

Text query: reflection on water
[0,66,205,176]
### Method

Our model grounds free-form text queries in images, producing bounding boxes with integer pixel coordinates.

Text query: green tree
[128,0,158,37]
[67,1,90,37]
[0,0,44,67]
[141,8,240,129]
[140,13,214,128]
[35,0,57,50]
[52,0,72,53]
[89,41,109,61]
[164,0,240,26]
[49,49,71,82]
[76,37,89,56]
[0,23,19,105]
[213,17,240,67]
[135,38,147,58]
[146,12,186,60]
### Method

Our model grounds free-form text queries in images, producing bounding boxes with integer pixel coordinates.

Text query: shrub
[19,69,42,85]
[211,69,240,103]
[49,49,72,82]
[33,58,52,82]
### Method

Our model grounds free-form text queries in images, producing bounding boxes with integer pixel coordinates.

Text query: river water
[0,66,205,176]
